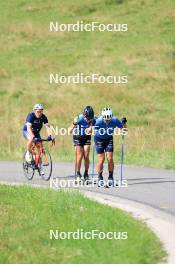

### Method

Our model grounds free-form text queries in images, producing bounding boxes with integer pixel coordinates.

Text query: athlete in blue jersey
[94,107,127,187]
[69,106,95,182]
[23,104,53,164]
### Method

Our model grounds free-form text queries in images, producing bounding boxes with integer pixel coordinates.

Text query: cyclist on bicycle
[23,104,53,163]
[69,106,96,182]
[94,107,127,187]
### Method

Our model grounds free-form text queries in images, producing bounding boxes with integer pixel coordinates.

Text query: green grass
[0,185,166,264]
[0,0,175,168]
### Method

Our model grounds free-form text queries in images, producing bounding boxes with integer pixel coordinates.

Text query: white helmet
[33,103,44,110]
[102,107,113,121]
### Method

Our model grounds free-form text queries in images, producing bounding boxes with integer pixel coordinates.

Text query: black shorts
[94,136,114,154]
[73,135,91,147]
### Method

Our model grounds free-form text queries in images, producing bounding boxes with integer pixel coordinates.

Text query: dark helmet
[83,106,94,120]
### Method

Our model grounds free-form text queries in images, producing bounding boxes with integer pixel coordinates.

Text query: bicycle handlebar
[33,138,55,145]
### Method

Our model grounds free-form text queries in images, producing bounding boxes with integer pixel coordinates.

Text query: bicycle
[23,138,55,181]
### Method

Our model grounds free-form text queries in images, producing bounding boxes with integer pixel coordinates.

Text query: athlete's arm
[113,117,124,129]
[43,115,53,137]
[85,126,92,135]
[44,123,53,137]
[86,116,98,135]
[26,114,35,138]
[68,116,79,134]
[85,117,97,135]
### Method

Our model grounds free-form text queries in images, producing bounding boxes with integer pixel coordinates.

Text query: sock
[98,172,103,178]
[109,171,113,179]
[84,170,88,175]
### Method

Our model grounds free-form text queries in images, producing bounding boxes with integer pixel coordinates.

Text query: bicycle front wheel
[39,149,52,181]
[23,152,35,180]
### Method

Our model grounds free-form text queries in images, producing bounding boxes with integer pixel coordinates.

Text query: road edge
[82,190,175,264]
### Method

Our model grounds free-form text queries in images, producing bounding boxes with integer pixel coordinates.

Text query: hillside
[0,0,175,168]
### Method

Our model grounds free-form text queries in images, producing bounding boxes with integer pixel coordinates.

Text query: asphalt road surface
[0,161,175,216]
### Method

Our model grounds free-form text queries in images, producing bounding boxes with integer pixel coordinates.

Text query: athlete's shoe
[25,151,32,163]
[107,177,114,187]
[98,176,104,187]
[39,164,45,176]
[84,171,90,180]
[84,171,90,184]
[75,171,82,184]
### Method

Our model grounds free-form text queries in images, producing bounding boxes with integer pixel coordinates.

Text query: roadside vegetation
[0,185,166,264]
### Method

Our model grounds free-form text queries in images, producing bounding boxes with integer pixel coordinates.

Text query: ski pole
[92,142,95,177]
[75,146,77,178]
[120,134,124,184]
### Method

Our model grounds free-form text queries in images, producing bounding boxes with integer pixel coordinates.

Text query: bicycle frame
[31,140,50,167]
[31,142,43,167]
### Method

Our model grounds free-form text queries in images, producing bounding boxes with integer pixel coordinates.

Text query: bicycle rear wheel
[39,149,52,181]
[23,152,35,180]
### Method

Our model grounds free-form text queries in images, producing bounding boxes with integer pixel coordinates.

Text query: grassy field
[0,0,175,168]
[0,185,166,264]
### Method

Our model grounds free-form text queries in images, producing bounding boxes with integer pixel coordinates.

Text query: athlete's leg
[23,129,33,152]
[105,137,114,186]
[76,146,84,172]
[23,130,33,162]
[106,151,114,176]
[106,151,115,186]
[97,153,105,186]
[83,145,91,172]
[97,153,105,174]
[105,137,114,177]
[27,136,33,152]
[94,137,105,175]
[94,137,105,186]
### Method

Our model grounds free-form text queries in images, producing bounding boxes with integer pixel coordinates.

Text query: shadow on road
[127,178,164,181]
[128,180,175,185]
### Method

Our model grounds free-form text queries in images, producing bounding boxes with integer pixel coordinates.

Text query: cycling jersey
[94,116,123,140]
[23,112,48,134]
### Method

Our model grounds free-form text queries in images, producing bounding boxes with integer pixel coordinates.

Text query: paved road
[1,161,175,216]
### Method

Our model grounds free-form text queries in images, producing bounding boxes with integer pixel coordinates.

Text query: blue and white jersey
[94,116,123,139]
[23,112,48,134]
[73,114,96,137]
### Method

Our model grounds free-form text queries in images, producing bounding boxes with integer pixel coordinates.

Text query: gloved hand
[73,116,79,126]
[121,117,127,125]
[33,137,41,143]
[47,135,52,141]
